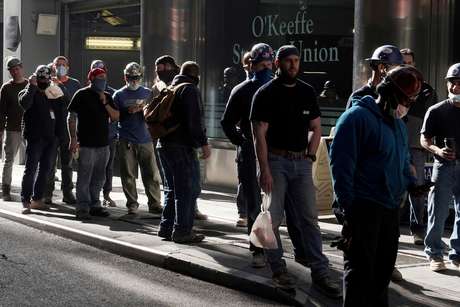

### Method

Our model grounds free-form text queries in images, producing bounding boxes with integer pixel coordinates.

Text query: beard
[276,68,297,85]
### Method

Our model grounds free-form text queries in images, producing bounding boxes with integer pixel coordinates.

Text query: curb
[0,208,313,306]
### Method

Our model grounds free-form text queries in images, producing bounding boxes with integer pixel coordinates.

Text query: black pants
[343,200,399,307]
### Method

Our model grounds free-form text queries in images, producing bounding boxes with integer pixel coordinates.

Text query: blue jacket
[330,95,414,210]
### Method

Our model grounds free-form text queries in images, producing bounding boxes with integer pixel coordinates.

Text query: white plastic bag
[249,193,278,249]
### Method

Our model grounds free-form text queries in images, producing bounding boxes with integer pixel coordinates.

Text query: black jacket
[159,75,208,148]
[19,83,66,141]
[221,79,262,146]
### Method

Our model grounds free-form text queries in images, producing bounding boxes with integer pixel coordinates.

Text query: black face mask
[157,70,176,84]
[37,81,50,90]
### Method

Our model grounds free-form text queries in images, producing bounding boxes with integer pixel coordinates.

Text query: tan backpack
[144,83,191,139]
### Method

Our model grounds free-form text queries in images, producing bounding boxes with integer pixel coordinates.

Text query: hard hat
[91,59,106,71]
[445,63,460,80]
[366,45,403,65]
[250,43,274,64]
[6,57,22,70]
[124,62,142,77]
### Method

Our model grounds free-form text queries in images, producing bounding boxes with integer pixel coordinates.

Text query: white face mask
[449,92,460,103]
[394,104,409,119]
[127,81,140,91]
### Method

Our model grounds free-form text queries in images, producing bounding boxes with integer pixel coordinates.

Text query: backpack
[144,82,191,139]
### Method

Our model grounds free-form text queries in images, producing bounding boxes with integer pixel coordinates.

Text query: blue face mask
[56,65,68,77]
[253,68,273,85]
[91,78,107,92]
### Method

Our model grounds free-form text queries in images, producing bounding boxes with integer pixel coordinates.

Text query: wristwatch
[306,154,316,162]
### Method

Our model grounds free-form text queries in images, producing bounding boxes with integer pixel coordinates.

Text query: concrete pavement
[1,164,460,306]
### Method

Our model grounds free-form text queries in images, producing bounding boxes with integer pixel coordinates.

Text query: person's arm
[182,86,209,150]
[307,116,322,158]
[330,111,361,213]
[0,85,8,136]
[67,111,78,153]
[252,120,272,193]
[101,93,119,121]
[221,86,246,146]
[18,76,38,111]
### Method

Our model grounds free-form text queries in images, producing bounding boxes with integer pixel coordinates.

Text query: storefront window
[204,0,354,138]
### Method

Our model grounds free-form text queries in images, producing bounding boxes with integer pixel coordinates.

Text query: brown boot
[2,184,12,201]
[30,199,50,210]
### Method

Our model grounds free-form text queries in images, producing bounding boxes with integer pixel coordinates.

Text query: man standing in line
[44,56,81,204]
[251,45,340,297]
[400,48,437,245]
[222,43,274,263]
[157,61,210,244]
[19,65,63,213]
[0,57,27,201]
[90,59,118,207]
[113,62,162,215]
[330,66,422,306]
[346,45,403,109]
[421,63,460,271]
[68,68,119,220]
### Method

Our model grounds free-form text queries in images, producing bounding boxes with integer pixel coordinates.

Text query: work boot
[391,267,403,282]
[89,207,110,217]
[148,204,163,214]
[272,270,297,290]
[251,252,266,268]
[236,216,247,227]
[103,192,117,207]
[22,202,31,214]
[2,184,12,201]
[172,232,205,244]
[412,233,424,246]
[30,200,50,210]
[62,191,77,204]
[312,276,342,299]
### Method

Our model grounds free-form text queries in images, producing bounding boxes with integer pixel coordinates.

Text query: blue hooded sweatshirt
[330,95,414,210]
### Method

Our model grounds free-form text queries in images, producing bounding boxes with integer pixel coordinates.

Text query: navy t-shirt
[113,86,152,144]
[62,77,81,100]
[250,78,321,152]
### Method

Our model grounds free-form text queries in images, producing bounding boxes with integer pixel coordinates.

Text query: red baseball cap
[87,68,106,81]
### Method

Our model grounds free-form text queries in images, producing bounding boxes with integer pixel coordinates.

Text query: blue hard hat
[365,45,403,65]
[445,63,460,80]
[250,43,274,64]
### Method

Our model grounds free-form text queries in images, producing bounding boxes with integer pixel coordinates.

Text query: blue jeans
[265,153,329,279]
[76,146,110,212]
[408,148,427,235]
[21,138,56,203]
[425,160,460,260]
[158,145,201,237]
[103,139,117,194]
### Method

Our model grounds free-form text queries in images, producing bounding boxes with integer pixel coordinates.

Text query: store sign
[232,8,340,65]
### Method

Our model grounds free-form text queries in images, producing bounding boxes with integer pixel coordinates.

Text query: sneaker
[391,267,403,282]
[148,204,163,214]
[75,210,92,220]
[62,192,77,204]
[413,233,424,246]
[103,193,117,207]
[195,209,208,220]
[429,256,447,272]
[251,252,266,268]
[22,202,31,214]
[236,217,247,227]
[158,228,172,241]
[89,207,110,217]
[312,276,342,299]
[30,200,50,210]
[272,271,297,290]
[172,233,205,244]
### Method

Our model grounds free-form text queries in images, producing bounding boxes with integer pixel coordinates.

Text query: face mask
[91,78,107,92]
[449,92,460,103]
[157,70,176,84]
[127,81,141,91]
[56,65,68,77]
[394,104,409,118]
[37,81,50,90]
[253,68,273,85]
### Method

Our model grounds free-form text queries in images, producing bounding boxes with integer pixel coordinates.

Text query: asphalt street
[0,217,282,307]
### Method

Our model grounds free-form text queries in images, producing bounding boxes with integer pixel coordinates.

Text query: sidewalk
[1,164,459,306]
